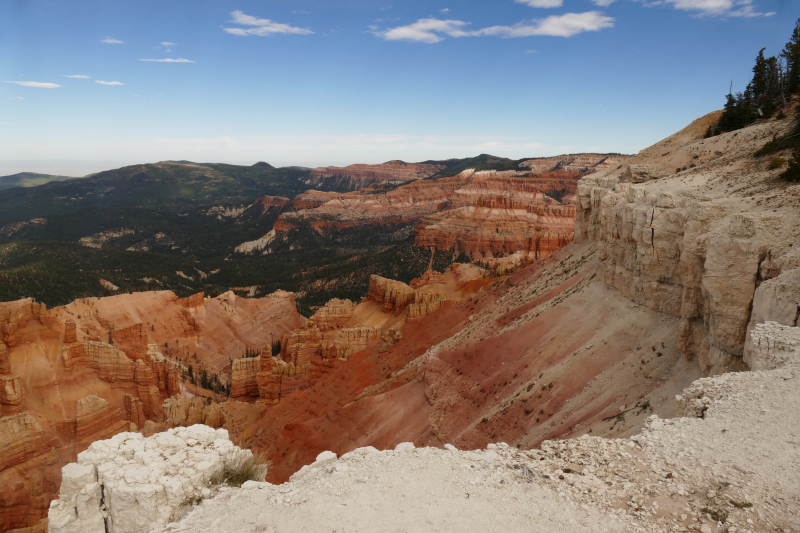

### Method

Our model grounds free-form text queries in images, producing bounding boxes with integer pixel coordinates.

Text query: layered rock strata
[228,270,489,406]
[0,288,304,530]
[575,110,800,374]
[268,161,615,261]
[307,160,445,190]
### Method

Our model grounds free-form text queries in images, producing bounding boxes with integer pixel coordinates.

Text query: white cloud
[4,81,61,88]
[140,58,195,63]
[96,80,123,86]
[377,12,613,42]
[440,8,450,13]
[655,0,773,17]
[223,10,313,36]
[63,75,91,79]
[378,18,473,43]
[101,37,124,44]
[161,41,176,46]
[478,11,614,37]
[591,0,617,6]
[17,97,24,100]
[515,0,564,8]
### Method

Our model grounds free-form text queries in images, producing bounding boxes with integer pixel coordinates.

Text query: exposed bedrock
[0,288,305,530]
[48,425,256,533]
[575,111,800,375]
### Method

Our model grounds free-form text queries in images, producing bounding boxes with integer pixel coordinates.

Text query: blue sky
[0,0,797,175]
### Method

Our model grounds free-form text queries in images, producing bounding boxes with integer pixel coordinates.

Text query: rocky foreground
[52,322,799,532]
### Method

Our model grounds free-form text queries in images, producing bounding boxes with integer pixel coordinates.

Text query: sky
[0,0,797,176]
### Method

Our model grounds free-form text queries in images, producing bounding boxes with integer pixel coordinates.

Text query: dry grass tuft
[211,450,269,487]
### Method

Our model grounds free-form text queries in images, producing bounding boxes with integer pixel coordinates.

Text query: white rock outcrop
[743,321,800,370]
[48,425,259,533]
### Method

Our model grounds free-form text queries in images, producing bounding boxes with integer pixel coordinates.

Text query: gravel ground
[157,363,799,533]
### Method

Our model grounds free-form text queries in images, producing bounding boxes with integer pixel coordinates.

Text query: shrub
[211,450,269,487]
[769,157,788,169]
[782,144,800,182]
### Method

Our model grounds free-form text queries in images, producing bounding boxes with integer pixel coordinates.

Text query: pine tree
[782,19,800,94]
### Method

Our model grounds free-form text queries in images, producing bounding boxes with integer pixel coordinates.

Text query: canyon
[305,160,446,190]
[1,106,799,532]
[240,154,626,264]
[0,290,303,532]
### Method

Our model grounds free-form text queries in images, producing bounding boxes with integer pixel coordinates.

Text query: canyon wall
[219,110,799,486]
[307,160,446,190]
[228,267,491,406]
[575,110,800,375]
[0,289,305,531]
[264,159,619,262]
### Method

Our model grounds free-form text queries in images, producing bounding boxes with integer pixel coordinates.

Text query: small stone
[707,490,716,498]
[313,451,338,466]
[444,444,458,452]
[394,442,416,453]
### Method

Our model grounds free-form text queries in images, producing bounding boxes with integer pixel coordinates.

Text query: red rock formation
[308,160,445,190]
[0,413,44,473]
[269,160,614,263]
[367,276,417,315]
[256,196,291,209]
[225,241,698,485]
[414,200,576,260]
[0,288,306,530]
[291,190,338,210]
[230,272,489,407]
[63,320,77,344]
[111,323,149,361]
[229,357,262,402]
[124,393,146,429]
[74,395,130,449]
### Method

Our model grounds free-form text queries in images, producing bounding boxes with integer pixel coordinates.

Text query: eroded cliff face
[227,268,493,406]
[268,160,617,262]
[575,110,800,375]
[0,289,305,531]
[413,172,578,261]
[216,111,800,486]
[307,160,446,190]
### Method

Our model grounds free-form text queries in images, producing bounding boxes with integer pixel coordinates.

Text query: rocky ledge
[48,321,800,533]
[48,425,257,533]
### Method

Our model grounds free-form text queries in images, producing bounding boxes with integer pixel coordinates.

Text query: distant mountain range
[0,171,80,190]
[0,154,622,310]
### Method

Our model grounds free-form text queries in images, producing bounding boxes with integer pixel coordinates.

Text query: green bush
[769,157,788,169]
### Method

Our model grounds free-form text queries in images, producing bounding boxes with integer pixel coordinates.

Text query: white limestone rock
[48,424,260,533]
[743,321,800,371]
[394,442,415,453]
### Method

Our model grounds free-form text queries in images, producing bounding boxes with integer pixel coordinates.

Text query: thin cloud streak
[645,0,774,17]
[377,12,614,42]
[140,58,195,63]
[5,81,61,88]
[101,37,124,44]
[95,80,124,86]
[515,0,564,8]
[223,10,313,36]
